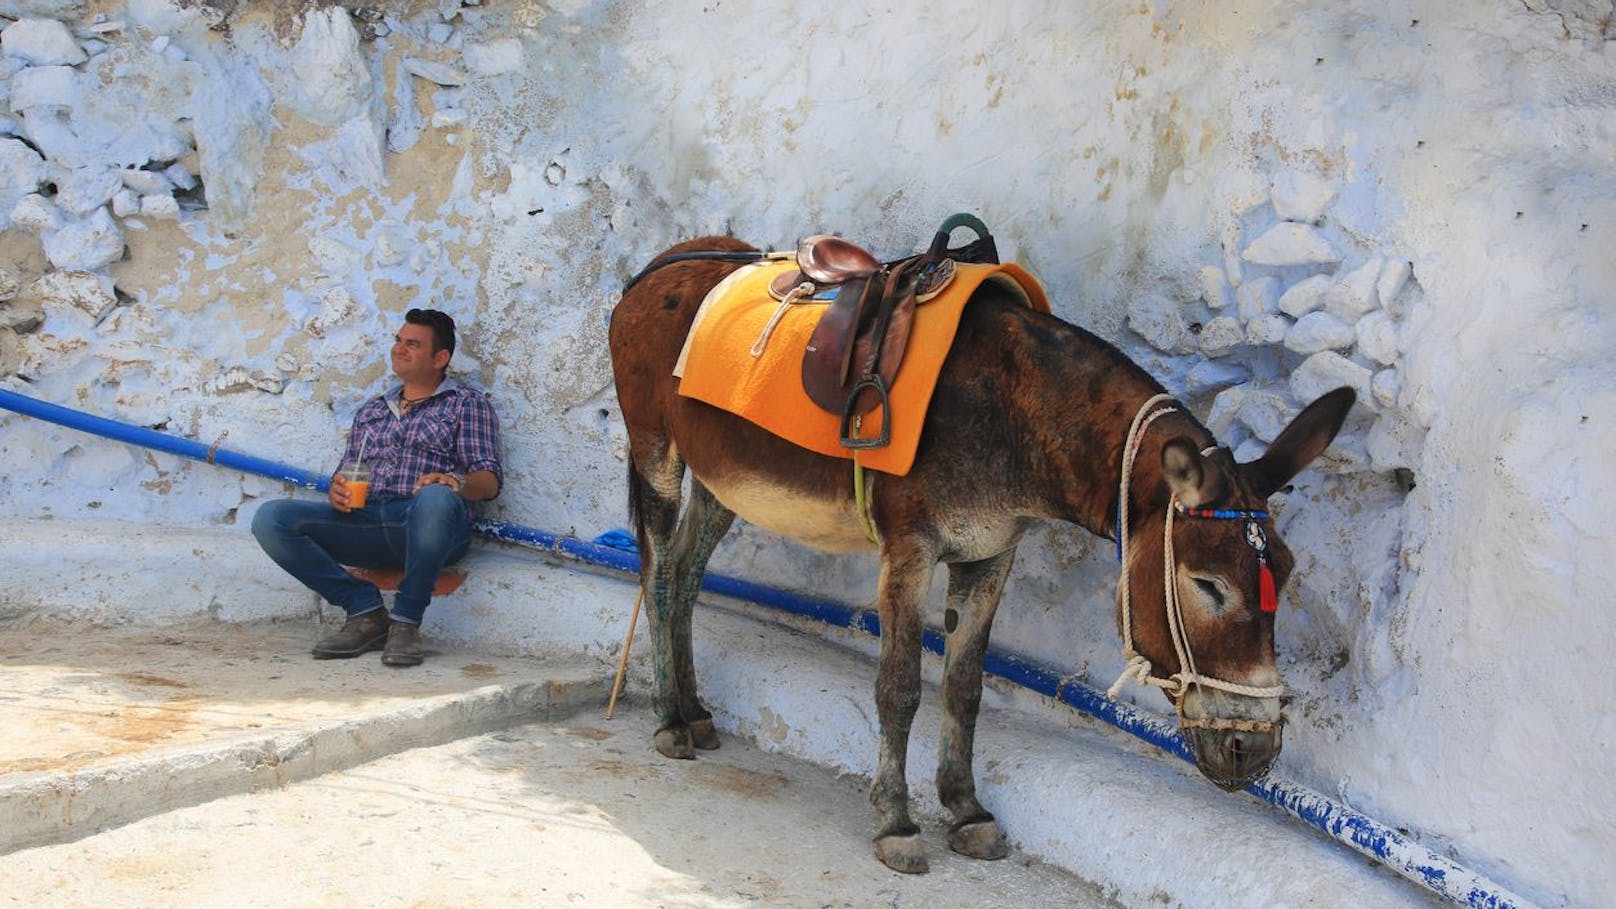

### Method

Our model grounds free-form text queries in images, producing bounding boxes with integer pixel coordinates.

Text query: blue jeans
[251,485,471,624]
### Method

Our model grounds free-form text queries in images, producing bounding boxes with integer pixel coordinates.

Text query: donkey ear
[1241,386,1357,498]
[1162,439,1226,508]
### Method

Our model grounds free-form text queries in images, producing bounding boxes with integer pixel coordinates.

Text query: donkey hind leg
[936,549,1016,861]
[667,479,735,751]
[869,539,937,874]
[627,453,699,759]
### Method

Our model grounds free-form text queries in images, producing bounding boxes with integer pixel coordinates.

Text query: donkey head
[1117,387,1355,790]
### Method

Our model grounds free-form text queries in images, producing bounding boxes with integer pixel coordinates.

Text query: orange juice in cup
[339,460,371,509]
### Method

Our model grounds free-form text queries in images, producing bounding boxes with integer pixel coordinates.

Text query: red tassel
[1258,561,1278,613]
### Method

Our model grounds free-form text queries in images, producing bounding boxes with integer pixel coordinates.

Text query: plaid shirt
[340,377,502,507]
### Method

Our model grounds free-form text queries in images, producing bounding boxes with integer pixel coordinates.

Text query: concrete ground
[0,620,1117,909]
[0,521,1445,909]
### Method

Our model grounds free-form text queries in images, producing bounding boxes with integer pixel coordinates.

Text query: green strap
[853,456,878,544]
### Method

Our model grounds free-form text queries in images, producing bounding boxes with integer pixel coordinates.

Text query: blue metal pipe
[0,386,1540,909]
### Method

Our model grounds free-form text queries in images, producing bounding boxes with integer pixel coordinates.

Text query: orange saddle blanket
[674,257,1049,476]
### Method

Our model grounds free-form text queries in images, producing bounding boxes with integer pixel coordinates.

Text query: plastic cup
[339,460,372,509]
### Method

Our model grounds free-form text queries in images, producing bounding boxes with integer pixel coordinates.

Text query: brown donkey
[609,236,1355,874]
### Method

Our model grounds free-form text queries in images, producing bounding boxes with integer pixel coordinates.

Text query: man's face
[391,322,449,383]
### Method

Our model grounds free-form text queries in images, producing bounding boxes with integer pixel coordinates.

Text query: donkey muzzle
[1180,690,1283,791]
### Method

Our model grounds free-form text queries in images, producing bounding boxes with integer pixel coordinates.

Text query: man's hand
[413,472,464,495]
[329,473,356,512]
[413,470,497,501]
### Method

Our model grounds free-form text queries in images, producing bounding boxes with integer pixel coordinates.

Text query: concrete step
[0,702,1122,909]
[0,620,611,855]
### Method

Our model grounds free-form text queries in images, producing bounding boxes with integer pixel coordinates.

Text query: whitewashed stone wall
[1,3,1610,906]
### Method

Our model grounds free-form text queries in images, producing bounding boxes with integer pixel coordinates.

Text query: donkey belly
[698,472,875,554]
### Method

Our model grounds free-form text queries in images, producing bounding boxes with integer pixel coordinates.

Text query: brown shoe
[312,608,390,659]
[381,620,424,668]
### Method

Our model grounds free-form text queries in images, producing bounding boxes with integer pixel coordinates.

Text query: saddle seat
[782,215,996,448]
[797,234,882,284]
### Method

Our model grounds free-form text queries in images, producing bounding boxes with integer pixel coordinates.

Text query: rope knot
[1107,654,1155,700]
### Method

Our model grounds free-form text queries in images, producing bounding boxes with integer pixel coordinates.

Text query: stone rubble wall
[0,3,1610,907]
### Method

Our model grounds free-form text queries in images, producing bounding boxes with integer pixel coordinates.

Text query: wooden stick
[605,588,643,719]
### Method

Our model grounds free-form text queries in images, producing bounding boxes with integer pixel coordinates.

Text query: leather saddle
[773,214,1000,449]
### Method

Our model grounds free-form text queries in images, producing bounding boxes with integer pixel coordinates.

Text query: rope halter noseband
[1107,394,1286,729]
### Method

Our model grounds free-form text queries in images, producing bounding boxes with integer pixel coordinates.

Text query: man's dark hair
[406,308,457,358]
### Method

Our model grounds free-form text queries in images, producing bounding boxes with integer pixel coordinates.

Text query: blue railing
[0,386,1542,909]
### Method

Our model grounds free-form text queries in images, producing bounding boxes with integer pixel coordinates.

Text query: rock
[1198,315,1246,357]
[27,269,115,320]
[305,286,358,338]
[249,369,285,394]
[11,191,61,231]
[386,58,423,154]
[1324,257,1382,322]
[52,165,122,215]
[289,7,373,126]
[8,64,78,110]
[1355,311,1399,365]
[273,352,302,375]
[0,324,23,376]
[431,107,467,128]
[1237,388,1300,443]
[1185,359,1249,397]
[1,17,87,66]
[404,56,467,86]
[1232,437,1267,464]
[464,38,522,76]
[1372,368,1402,410]
[1237,275,1280,321]
[1289,350,1373,405]
[0,138,47,229]
[1277,273,1331,318]
[43,207,124,270]
[0,2,87,19]
[310,235,363,277]
[163,161,198,190]
[140,193,179,219]
[119,167,172,194]
[1206,383,1252,439]
[208,365,254,394]
[1126,293,1195,354]
[1377,258,1412,313]
[373,226,408,267]
[1241,222,1339,267]
[111,187,141,217]
[1271,171,1336,223]
[1366,411,1426,472]
[1285,311,1356,354]
[1247,314,1290,345]
[0,264,20,301]
[0,293,44,332]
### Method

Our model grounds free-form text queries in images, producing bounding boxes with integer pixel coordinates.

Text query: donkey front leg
[869,539,936,874]
[937,549,1016,861]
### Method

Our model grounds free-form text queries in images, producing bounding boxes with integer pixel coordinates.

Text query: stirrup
[839,376,892,449]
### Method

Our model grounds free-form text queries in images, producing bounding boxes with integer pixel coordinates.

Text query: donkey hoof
[653,725,697,760]
[949,819,1009,860]
[873,833,929,874]
[688,717,721,750]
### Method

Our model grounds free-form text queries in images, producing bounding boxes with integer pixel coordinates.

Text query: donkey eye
[1192,577,1227,609]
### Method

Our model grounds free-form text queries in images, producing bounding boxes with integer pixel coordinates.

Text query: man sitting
[252,308,502,667]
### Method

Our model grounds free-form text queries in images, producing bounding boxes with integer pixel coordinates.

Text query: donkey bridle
[1109,394,1286,736]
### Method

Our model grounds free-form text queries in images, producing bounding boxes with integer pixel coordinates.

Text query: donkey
[608,235,1354,874]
